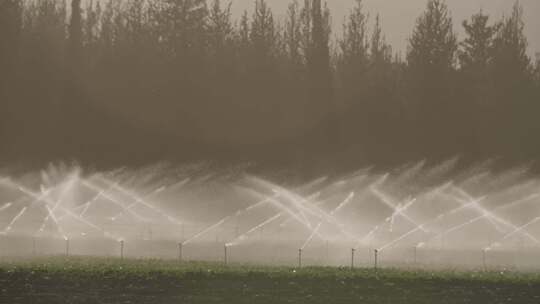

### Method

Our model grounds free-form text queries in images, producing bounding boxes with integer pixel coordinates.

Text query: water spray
[246,179,350,236]
[370,186,426,233]
[486,217,540,250]
[2,206,28,234]
[354,196,423,249]
[82,181,150,223]
[450,187,538,242]
[6,181,120,240]
[301,192,356,251]
[40,204,67,240]
[183,216,232,245]
[249,191,313,230]
[376,196,499,253]
[92,178,185,227]
[0,202,13,213]
[278,195,324,228]
[226,213,282,247]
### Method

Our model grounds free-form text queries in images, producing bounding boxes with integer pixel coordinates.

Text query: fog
[2,161,540,270]
[2,0,540,272]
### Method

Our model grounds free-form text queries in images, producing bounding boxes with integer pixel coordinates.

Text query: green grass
[1,256,540,303]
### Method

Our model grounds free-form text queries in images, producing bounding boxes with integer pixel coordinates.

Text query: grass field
[1,257,540,303]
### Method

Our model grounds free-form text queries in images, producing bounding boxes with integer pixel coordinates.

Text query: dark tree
[337,0,369,104]
[307,0,334,147]
[491,1,532,99]
[1,0,539,169]
[407,0,457,75]
[490,1,535,156]
[336,0,369,154]
[535,54,540,88]
[406,0,458,157]
[460,11,500,74]
[250,0,275,63]
[0,0,22,151]
[366,15,399,159]
[68,0,83,72]
[284,0,303,68]
[458,10,500,154]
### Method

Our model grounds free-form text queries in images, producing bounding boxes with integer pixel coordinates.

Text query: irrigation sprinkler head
[224,244,229,265]
[373,249,379,269]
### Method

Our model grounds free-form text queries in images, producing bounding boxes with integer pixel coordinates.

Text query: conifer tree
[406,0,458,155]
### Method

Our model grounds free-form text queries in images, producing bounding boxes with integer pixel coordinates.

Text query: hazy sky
[230,0,540,58]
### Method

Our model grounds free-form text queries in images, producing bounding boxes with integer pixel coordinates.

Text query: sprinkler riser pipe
[325,240,329,263]
[482,250,487,271]
[351,248,355,270]
[224,245,228,265]
[178,243,183,262]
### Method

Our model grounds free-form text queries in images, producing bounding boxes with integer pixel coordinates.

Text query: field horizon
[2,256,540,303]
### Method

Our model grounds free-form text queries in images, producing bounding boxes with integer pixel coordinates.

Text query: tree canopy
[0,0,538,171]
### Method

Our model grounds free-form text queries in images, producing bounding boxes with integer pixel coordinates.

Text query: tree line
[0,0,539,170]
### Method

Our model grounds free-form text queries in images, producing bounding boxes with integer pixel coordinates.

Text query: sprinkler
[224,244,228,265]
[374,249,379,270]
[351,248,355,270]
[482,249,487,271]
[65,238,70,257]
[32,237,36,256]
[120,240,124,259]
[178,242,183,262]
[298,249,302,268]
